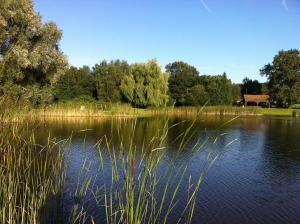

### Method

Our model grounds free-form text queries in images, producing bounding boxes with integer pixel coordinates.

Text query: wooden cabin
[244,94,270,107]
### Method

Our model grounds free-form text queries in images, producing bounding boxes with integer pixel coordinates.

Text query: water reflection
[33,116,300,224]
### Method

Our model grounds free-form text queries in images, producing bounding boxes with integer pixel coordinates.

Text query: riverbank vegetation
[27,101,299,118]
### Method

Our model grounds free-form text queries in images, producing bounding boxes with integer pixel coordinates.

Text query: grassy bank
[31,101,300,118]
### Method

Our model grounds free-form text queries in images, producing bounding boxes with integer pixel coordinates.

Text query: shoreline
[35,106,299,118]
[2,103,299,121]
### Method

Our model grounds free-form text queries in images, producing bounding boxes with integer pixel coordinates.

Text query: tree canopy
[54,66,96,100]
[0,0,68,102]
[166,61,199,106]
[186,84,209,106]
[198,73,235,105]
[121,60,169,108]
[241,78,262,95]
[261,49,300,106]
[93,60,131,102]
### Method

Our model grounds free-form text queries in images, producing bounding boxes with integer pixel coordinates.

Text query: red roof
[244,95,270,102]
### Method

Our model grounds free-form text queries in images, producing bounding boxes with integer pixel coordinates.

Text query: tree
[0,0,67,94]
[291,83,300,104]
[232,84,241,100]
[198,73,234,105]
[121,60,169,108]
[166,61,199,106]
[241,77,262,95]
[54,66,96,100]
[93,60,131,102]
[261,83,269,95]
[261,49,300,106]
[186,84,209,106]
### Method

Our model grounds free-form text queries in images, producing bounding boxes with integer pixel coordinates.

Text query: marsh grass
[36,101,300,118]
[1,96,298,119]
[38,101,259,117]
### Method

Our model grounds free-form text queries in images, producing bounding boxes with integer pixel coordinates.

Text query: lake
[34,116,300,224]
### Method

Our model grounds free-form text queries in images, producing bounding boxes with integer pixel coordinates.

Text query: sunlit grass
[35,101,300,118]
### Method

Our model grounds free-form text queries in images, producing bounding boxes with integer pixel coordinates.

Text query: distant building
[243,94,270,107]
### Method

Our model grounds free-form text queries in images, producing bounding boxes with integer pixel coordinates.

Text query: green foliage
[93,60,131,102]
[241,77,262,95]
[0,0,68,85]
[23,85,54,106]
[261,49,300,107]
[232,84,241,100]
[0,81,53,106]
[166,61,199,106]
[0,81,24,101]
[199,73,234,105]
[54,66,96,100]
[0,0,68,106]
[186,84,209,106]
[166,61,237,106]
[273,84,290,107]
[261,83,269,95]
[121,60,169,108]
[291,83,300,104]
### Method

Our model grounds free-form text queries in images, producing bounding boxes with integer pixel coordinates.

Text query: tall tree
[54,66,96,100]
[261,49,300,106]
[186,84,209,106]
[291,83,300,104]
[93,60,131,102]
[198,73,234,105]
[121,60,169,108]
[0,0,67,92]
[232,84,241,100]
[166,61,199,106]
[241,77,262,95]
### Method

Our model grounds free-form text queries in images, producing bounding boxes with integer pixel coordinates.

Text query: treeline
[53,60,240,108]
[1,0,300,108]
[0,0,239,108]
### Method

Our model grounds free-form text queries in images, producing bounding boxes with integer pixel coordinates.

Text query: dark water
[34,116,300,224]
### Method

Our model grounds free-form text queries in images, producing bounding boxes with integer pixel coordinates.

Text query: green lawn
[257,108,297,116]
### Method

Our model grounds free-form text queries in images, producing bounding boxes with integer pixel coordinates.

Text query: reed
[0,104,69,224]
[36,101,299,118]
[69,116,226,224]
[35,102,258,118]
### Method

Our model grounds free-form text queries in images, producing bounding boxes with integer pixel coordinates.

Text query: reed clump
[0,107,69,223]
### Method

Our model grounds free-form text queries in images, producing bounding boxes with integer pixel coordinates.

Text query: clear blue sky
[34,0,300,83]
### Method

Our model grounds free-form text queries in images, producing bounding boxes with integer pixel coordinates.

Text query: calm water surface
[35,116,300,224]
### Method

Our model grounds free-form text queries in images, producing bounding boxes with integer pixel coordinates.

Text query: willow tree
[0,0,67,99]
[121,60,169,108]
